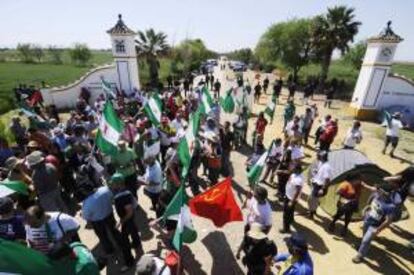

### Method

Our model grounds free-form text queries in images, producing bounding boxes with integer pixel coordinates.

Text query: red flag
[189,177,243,227]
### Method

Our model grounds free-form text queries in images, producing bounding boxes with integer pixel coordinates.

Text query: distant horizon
[2,0,413,61]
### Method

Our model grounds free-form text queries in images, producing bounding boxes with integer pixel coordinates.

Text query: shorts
[385,135,399,147]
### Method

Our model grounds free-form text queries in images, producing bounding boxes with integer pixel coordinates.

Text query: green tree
[173,39,216,75]
[32,45,44,63]
[69,43,92,66]
[16,43,34,63]
[255,18,313,82]
[342,41,366,70]
[311,5,361,84]
[135,29,170,86]
[48,46,64,64]
[227,48,254,65]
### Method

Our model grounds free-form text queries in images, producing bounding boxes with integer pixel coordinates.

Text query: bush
[69,43,92,66]
[48,46,63,64]
[17,43,34,63]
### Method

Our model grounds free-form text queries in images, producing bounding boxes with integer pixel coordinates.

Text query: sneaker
[352,255,363,264]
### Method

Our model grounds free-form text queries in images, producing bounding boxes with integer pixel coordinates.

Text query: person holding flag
[260,138,283,186]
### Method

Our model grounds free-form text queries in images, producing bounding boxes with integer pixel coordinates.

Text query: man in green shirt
[111,140,138,198]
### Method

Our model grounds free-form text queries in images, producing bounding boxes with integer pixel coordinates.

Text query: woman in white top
[243,186,272,234]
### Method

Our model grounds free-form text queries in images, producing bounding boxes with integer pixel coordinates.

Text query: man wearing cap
[112,140,138,198]
[274,234,313,275]
[352,184,396,263]
[27,151,66,212]
[108,173,144,259]
[138,156,163,214]
[236,222,277,275]
[81,180,135,271]
[382,112,404,158]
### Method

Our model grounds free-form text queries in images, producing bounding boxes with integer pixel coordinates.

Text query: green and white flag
[163,185,197,251]
[220,88,235,113]
[247,150,269,186]
[0,180,28,198]
[178,110,201,178]
[96,101,124,155]
[264,98,276,119]
[200,86,214,114]
[144,93,163,127]
[101,78,116,99]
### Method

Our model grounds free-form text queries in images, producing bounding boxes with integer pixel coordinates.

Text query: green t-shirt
[111,148,137,176]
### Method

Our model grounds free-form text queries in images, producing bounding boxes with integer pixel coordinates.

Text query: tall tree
[311,6,361,84]
[227,48,254,65]
[255,18,313,82]
[135,29,170,87]
[48,46,64,64]
[173,39,216,75]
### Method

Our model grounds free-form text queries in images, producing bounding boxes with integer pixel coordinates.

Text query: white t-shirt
[290,145,304,161]
[312,162,332,186]
[171,119,187,133]
[344,127,362,148]
[269,144,284,160]
[26,212,79,254]
[246,197,272,227]
[386,119,403,137]
[286,173,304,200]
[144,161,163,194]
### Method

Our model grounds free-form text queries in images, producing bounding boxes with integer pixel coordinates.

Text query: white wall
[379,75,414,108]
[41,64,117,110]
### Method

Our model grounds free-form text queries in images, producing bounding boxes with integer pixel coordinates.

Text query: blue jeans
[358,221,378,257]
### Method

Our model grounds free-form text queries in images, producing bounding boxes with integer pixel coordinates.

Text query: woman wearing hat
[236,222,277,275]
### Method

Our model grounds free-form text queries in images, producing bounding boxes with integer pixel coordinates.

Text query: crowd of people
[0,65,413,275]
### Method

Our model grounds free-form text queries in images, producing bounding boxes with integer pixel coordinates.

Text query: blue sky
[1,0,413,61]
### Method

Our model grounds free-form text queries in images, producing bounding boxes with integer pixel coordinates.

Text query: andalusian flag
[163,185,197,251]
[220,88,235,113]
[247,150,269,186]
[101,77,116,99]
[0,180,28,197]
[383,110,393,128]
[200,86,214,114]
[264,98,276,119]
[178,110,201,178]
[144,93,163,127]
[96,101,124,155]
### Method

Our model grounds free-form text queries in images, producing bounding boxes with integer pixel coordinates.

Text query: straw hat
[26,151,44,167]
[247,223,267,240]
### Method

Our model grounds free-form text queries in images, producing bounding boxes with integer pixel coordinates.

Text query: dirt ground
[78,66,414,275]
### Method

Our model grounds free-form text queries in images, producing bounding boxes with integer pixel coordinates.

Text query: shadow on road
[202,231,245,275]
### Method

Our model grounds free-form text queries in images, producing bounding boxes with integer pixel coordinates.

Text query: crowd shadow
[181,245,207,275]
[202,231,245,275]
[135,204,154,241]
[293,222,330,255]
[389,224,414,240]
[392,155,413,165]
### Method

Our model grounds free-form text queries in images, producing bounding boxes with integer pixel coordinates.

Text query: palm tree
[311,6,361,85]
[135,29,170,86]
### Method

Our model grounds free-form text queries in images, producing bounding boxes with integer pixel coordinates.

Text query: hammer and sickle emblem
[202,188,223,202]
